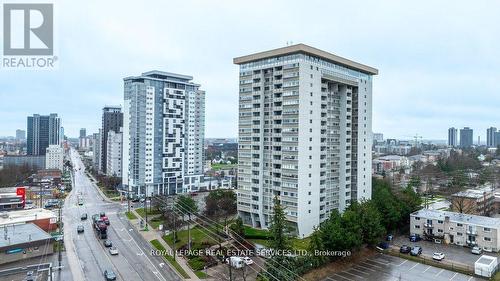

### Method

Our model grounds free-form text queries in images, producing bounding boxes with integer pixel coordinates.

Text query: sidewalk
[130,208,200,280]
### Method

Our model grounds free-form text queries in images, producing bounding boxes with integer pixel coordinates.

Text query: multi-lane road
[63,149,180,281]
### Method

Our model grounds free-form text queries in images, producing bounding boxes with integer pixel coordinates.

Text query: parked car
[399,245,412,254]
[386,234,393,241]
[378,242,389,249]
[432,252,445,261]
[409,234,421,242]
[104,240,113,247]
[242,257,254,265]
[471,246,482,255]
[109,247,119,255]
[410,246,422,256]
[103,270,117,281]
[77,225,84,233]
[81,213,88,220]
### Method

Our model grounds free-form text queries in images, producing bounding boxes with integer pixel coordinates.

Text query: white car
[242,257,254,265]
[432,252,445,261]
[471,246,482,255]
[109,247,119,255]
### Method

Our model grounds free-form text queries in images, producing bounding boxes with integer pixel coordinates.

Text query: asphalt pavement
[63,149,181,281]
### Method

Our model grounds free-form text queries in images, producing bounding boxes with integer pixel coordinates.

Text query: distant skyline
[1,0,500,139]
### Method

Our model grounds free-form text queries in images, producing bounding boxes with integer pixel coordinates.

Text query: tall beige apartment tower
[234,44,378,237]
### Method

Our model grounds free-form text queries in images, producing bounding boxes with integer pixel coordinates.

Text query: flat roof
[0,208,56,226]
[476,255,497,265]
[0,223,52,248]
[124,70,194,82]
[411,209,500,228]
[452,187,493,199]
[233,43,378,75]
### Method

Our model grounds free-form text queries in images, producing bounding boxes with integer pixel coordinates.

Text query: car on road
[104,240,113,247]
[102,216,110,225]
[77,225,84,233]
[103,269,116,281]
[242,257,254,265]
[109,247,119,255]
[81,213,88,220]
[471,246,482,255]
[410,246,422,256]
[399,245,412,254]
[100,212,106,218]
[432,252,445,261]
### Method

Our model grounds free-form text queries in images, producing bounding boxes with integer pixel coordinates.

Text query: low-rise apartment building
[410,209,500,252]
[451,187,494,216]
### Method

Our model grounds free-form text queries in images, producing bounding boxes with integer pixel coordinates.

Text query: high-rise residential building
[15,129,26,140]
[373,133,383,143]
[494,132,500,148]
[79,128,86,138]
[106,130,123,177]
[45,145,64,171]
[460,127,473,148]
[233,44,377,237]
[448,127,458,147]
[487,127,497,147]
[100,106,123,174]
[92,131,102,171]
[27,114,61,156]
[123,71,205,196]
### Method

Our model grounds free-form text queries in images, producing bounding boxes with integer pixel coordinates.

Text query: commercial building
[15,129,26,140]
[2,155,45,170]
[451,187,495,216]
[92,131,101,171]
[106,130,122,177]
[487,127,497,148]
[460,127,473,148]
[45,145,64,171]
[0,223,54,265]
[233,44,377,237]
[0,208,57,232]
[448,127,458,147]
[27,114,61,156]
[123,71,205,196]
[0,188,25,211]
[410,209,500,252]
[100,106,123,174]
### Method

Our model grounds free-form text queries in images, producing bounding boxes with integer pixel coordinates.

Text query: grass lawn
[163,226,219,249]
[150,239,190,279]
[135,207,162,217]
[244,225,270,237]
[125,211,137,220]
[195,271,208,279]
[211,163,237,171]
[149,217,163,229]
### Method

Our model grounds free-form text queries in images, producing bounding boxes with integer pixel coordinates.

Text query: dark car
[81,213,88,220]
[378,242,389,249]
[104,269,116,281]
[386,234,393,241]
[104,240,113,247]
[399,245,412,254]
[410,246,422,256]
[77,225,84,233]
[409,234,421,242]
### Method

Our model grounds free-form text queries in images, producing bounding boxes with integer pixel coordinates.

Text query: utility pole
[144,194,148,231]
[58,206,62,270]
[173,196,176,261]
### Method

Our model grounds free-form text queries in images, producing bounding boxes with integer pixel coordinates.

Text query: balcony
[424,223,434,228]
[466,229,478,235]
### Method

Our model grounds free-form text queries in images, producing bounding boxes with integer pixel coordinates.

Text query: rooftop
[475,255,497,266]
[411,209,500,228]
[233,43,378,75]
[0,223,52,249]
[0,208,57,226]
[452,186,494,199]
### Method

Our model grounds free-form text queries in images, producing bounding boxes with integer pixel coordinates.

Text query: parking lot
[393,235,499,266]
[323,253,479,281]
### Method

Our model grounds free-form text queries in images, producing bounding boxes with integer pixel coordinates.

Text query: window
[457,223,463,227]
[484,237,491,241]
[457,232,463,236]
[438,229,443,233]
[414,225,420,229]
[437,220,443,224]
[415,217,420,220]
[484,227,491,232]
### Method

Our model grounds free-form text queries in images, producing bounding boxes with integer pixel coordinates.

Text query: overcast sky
[1,0,500,141]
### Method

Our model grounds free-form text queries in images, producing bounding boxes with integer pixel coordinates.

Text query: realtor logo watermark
[2,3,58,69]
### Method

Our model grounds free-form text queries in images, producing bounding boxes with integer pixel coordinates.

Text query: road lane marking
[435,269,444,276]
[342,270,364,279]
[369,259,389,266]
[450,273,458,280]
[349,267,369,276]
[361,261,381,269]
[354,265,375,272]
[423,266,431,273]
